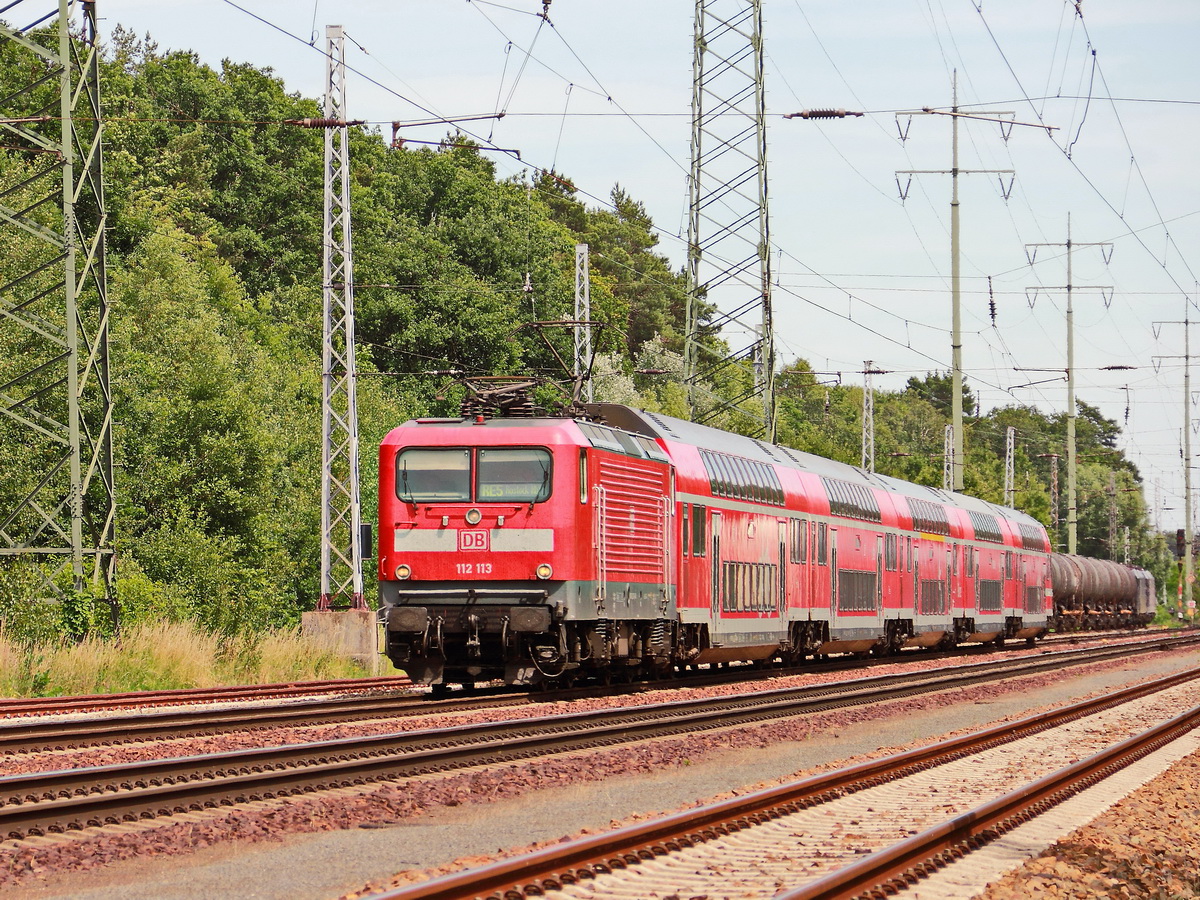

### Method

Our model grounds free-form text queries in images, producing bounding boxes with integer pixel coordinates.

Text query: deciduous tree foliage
[0,30,1166,636]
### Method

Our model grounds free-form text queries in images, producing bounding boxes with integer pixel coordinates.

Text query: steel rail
[3,646,1196,842]
[0,676,412,718]
[778,704,1200,900]
[0,628,1172,722]
[0,691,535,755]
[3,634,1193,757]
[365,665,1200,900]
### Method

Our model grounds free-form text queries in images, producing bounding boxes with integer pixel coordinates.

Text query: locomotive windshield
[395,446,551,504]
[396,448,471,502]
[477,448,552,502]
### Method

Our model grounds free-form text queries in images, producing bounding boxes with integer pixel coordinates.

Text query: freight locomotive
[377,402,1156,686]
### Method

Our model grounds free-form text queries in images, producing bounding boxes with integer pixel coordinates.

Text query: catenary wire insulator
[783,109,864,119]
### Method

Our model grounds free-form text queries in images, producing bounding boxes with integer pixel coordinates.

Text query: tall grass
[0,621,371,697]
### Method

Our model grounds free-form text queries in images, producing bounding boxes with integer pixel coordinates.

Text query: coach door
[778,520,788,615]
[876,535,885,619]
[829,527,838,611]
[710,512,722,616]
[946,547,954,613]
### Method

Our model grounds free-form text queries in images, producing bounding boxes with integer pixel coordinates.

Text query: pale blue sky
[96,0,1200,530]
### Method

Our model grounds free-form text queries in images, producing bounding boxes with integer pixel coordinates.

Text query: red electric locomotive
[378,402,1052,686]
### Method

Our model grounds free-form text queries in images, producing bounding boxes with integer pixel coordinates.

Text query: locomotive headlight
[395,564,412,580]
[536,563,553,580]
[465,508,482,525]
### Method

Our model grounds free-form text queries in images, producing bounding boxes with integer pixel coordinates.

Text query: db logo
[458,530,489,551]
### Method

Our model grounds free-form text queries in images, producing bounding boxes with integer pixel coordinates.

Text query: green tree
[904,371,976,417]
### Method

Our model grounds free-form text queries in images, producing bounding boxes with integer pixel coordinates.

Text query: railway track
[0,628,1172,723]
[3,633,1191,757]
[0,675,412,718]
[368,667,1200,900]
[1,635,1196,840]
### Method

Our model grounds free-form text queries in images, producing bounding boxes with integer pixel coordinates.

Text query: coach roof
[584,402,1047,539]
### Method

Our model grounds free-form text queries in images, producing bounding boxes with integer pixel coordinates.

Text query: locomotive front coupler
[466,612,481,658]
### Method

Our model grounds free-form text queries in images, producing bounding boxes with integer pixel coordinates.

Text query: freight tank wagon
[1049,552,1157,629]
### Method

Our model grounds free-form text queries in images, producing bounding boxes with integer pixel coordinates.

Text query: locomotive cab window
[477,448,552,502]
[397,447,551,504]
[396,448,470,502]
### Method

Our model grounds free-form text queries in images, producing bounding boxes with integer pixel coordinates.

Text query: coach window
[682,504,691,557]
[712,455,734,497]
[692,504,707,557]
[750,462,769,503]
[477,448,552,503]
[730,457,752,501]
[727,456,745,499]
[397,448,470,503]
[748,462,769,503]
[817,522,828,565]
[734,457,755,501]
[747,460,765,502]
[739,459,759,501]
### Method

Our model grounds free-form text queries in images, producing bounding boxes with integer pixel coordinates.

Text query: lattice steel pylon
[318,25,364,610]
[0,1,115,615]
[574,243,593,403]
[683,0,774,440]
[861,361,875,473]
[1004,426,1015,507]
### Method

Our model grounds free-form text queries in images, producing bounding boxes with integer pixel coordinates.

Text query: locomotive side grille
[978,579,1003,612]
[919,579,948,615]
[1025,585,1045,614]
[597,457,668,580]
[837,569,878,613]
